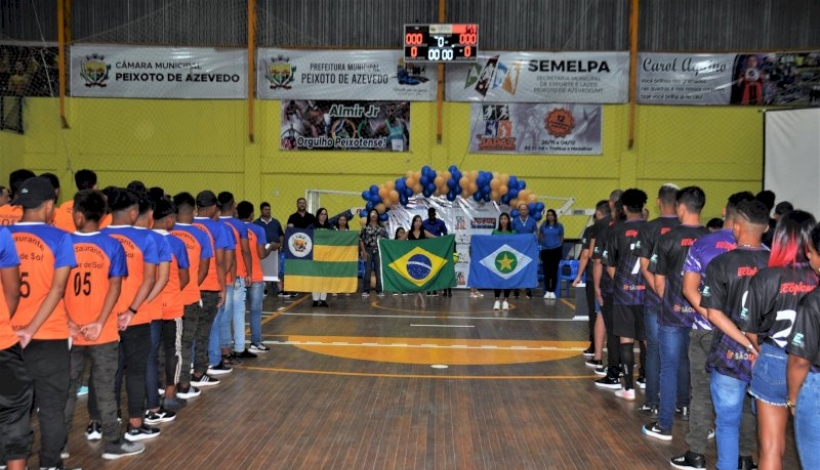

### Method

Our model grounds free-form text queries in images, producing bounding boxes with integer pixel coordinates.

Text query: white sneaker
[543,292,550,298]
[550,292,557,299]
[493,300,501,310]
[619,388,636,401]
[501,300,509,310]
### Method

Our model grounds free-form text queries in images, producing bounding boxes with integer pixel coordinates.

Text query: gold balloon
[385,180,395,191]
[389,189,399,203]
[499,185,509,196]
[490,190,500,201]
[378,187,388,199]
[490,179,501,191]
[375,203,386,214]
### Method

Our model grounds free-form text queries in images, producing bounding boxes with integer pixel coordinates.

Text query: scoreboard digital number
[404,24,479,62]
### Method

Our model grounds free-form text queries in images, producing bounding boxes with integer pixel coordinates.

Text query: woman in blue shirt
[539,209,564,299]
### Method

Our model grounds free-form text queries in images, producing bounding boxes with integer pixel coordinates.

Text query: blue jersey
[683,229,737,329]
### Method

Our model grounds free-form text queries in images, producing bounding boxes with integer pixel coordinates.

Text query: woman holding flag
[311,208,331,307]
[408,215,429,308]
[359,209,387,297]
[492,213,516,311]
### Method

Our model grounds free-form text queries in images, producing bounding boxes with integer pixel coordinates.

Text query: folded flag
[283,228,359,293]
[379,235,456,293]
[468,234,539,289]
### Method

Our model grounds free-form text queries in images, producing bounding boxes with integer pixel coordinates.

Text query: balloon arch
[359,166,544,224]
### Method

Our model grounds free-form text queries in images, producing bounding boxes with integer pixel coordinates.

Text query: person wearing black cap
[0,169,35,226]
[6,176,79,469]
[102,188,161,442]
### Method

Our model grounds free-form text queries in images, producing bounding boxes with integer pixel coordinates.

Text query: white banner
[261,251,280,282]
[637,53,735,105]
[70,45,247,99]
[445,51,629,103]
[258,48,438,101]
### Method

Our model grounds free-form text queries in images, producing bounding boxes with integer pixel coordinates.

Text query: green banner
[378,235,456,293]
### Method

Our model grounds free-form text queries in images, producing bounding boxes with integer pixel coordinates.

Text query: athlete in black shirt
[574,202,607,366]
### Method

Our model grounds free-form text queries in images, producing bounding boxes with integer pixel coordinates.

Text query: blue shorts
[749,342,788,407]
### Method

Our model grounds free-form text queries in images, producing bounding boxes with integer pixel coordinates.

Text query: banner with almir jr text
[71,44,247,99]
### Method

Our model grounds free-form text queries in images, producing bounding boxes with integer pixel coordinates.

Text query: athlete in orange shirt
[62,189,143,460]
[238,201,274,353]
[53,169,112,232]
[0,169,34,227]
[7,176,77,469]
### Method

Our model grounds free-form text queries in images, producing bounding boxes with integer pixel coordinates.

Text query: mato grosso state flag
[468,235,539,289]
[378,235,456,293]
[283,228,359,293]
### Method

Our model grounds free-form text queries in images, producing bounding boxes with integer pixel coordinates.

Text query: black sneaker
[676,406,690,421]
[176,384,202,398]
[207,361,233,375]
[585,359,602,368]
[670,451,706,469]
[642,421,672,441]
[319,300,329,307]
[594,375,622,389]
[144,408,176,425]
[221,354,242,366]
[236,349,257,359]
[162,397,187,411]
[249,343,270,353]
[102,439,145,460]
[594,365,609,376]
[190,373,220,387]
[312,300,319,307]
[636,403,658,415]
[738,455,758,470]
[85,420,102,441]
[636,375,646,389]
[124,424,161,442]
[582,346,594,359]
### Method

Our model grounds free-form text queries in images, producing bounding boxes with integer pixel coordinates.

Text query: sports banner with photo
[258,49,437,101]
[638,52,820,106]
[70,44,246,99]
[281,100,410,151]
[283,228,359,293]
[468,235,539,289]
[468,103,602,155]
[378,235,456,293]
[446,51,629,103]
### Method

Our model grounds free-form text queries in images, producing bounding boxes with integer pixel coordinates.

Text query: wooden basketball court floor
[58,289,801,469]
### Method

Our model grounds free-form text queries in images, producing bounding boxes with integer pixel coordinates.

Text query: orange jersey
[64,232,127,345]
[158,231,189,320]
[170,224,212,305]
[7,222,77,340]
[246,222,267,283]
[102,226,160,327]
[0,228,21,350]
[0,205,23,227]
[192,217,234,292]
[142,229,172,321]
[54,200,112,232]
[221,217,249,281]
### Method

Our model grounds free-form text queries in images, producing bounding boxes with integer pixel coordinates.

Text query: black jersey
[580,225,595,275]
[789,288,820,372]
[603,219,647,306]
[649,224,709,327]
[591,215,615,294]
[701,248,770,381]
[635,216,680,309]
[741,263,818,349]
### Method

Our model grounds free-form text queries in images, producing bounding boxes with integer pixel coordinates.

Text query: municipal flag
[379,235,456,293]
[468,235,539,289]
[283,228,359,293]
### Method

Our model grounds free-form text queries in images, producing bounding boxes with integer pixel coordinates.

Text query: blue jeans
[711,371,748,470]
[145,320,163,409]
[232,277,247,353]
[209,283,235,366]
[796,372,820,470]
[248,281,264,345]
[643,304,660,406]
[659,324,691,430]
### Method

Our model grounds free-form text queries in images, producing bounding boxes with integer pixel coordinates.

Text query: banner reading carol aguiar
[70,44,246,99]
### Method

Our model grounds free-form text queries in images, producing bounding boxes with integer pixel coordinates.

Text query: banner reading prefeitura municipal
[70,44,246,99]
[638,52,820,106]
[281,100,410,151]
[468,103,602,155]
[446,51,629,103]
[258,49,437,101]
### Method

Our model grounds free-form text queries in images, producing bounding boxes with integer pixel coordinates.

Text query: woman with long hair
[311,208,331,307]
[539,209,564,299]
[359,208,387,297]
[407,215,429,308]
[492,212,516,310]
[743,210,818,470]
[335,214,350,231]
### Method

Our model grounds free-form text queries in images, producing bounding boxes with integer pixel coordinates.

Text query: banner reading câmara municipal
[70,44,247,99]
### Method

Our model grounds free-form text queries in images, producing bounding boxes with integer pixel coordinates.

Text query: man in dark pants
[574,202,607,366]
[7,177,77,468]
[592,190,622,389]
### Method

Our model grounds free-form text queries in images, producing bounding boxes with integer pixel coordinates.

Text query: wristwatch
[787,399,796,409]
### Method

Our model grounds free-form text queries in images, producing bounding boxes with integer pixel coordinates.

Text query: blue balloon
[528,203,536,212]
[426,182,436,192]
[420,175,429,186]
[536,202,545,212]
[501,194,511,204]
[447,178,456,188]
[405,187,413,197]
[361,190,370,201]
[379,213,389,222]
[370,194,381,204]
[447,193,456,201]
[422,188,432,197]
[484,193,491,202]
[396,179,405,191]
[508,176,518,187]
[370,185,379,194]
[455,186,462,195]
[511,209,519,219]
[429,170,437,179]
[363,204,373,212]
[518,180,526,190]
[449,165,457,173]
[473,193,482,202]
[509,188,519,199]
[422,165,431,174]
[533,211,543,221]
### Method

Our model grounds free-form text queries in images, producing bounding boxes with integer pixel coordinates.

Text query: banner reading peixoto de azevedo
[70,44,247,99]
[257,48,438,101]
[446,51,629,103]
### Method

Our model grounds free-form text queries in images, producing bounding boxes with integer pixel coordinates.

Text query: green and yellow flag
[283,228,359,293]
[378,235,456,293]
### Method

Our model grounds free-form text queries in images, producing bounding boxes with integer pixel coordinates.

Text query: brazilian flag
[378,235,456,293]
[283,228,359,293]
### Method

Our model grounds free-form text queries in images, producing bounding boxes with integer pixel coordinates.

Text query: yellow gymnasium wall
[6,98,763,235]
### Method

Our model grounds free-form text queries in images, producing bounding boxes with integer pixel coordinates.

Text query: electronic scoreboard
[403,24,479,62]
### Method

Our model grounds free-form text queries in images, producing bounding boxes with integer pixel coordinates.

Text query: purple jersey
[683,229,737,329]
[635,216,680,309]
[742,264,818,349]
[603,219,646,306]
[649,224,708,328]
[701,248,769,381]
[789,288,820,372]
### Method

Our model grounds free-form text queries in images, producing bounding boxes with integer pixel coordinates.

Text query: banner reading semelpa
[446,51,629,103]
[638,52,820,106]
[70,44,246,99]
[469,103,602,155]
[258,49,437,101]
[281,100,410,151]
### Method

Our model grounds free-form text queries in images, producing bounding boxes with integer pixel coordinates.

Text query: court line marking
[560,298,575,310]
[259,340,588,352]
[371,300,517,315]
[241,365,598,380]
[409,324,475,328]
[274,312,582,322]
